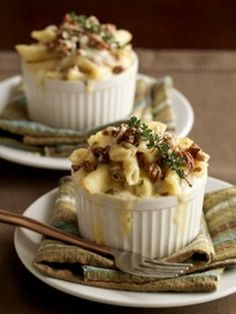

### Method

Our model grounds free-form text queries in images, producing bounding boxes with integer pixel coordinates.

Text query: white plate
[14,177,236,308]
[0,75,194,170]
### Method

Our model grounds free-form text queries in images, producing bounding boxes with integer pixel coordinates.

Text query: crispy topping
[89,33,110,50]
[102,129,110,136]
[71,118,209,191]
[72,164,81,172]
[187,143,206,161]
[194,167,202,172]
[102,127,119,137]
[136,151,145,168]
[160,192,169,196]
[112,65,124,74]
[110,129,120,137]
[116,127,139,146]
[92,145,110,163]
[181,151,195,171]
[115,124,129,142]
[46,12,123,58]
[81,160,97,172]
[187,143,200,157]
[147,163,162,183]
[195,151,206,161]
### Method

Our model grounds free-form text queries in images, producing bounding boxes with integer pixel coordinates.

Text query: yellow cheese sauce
[91,204,105,245]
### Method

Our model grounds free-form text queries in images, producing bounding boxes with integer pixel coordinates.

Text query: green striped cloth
[0,76,175,157]
[33,177,236,292]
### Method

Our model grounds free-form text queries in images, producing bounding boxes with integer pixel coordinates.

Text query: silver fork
[0,209,192,278]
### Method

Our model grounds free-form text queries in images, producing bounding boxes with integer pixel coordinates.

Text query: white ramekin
[22,54,138,130]
[74,174,207,259]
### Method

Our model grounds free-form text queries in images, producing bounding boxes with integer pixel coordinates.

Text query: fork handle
[0,209,112,257]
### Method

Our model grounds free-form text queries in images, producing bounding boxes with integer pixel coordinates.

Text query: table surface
[0,49,236,314]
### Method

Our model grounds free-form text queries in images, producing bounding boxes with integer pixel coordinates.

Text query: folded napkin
[33,177,236,292]
[0,76,175,158]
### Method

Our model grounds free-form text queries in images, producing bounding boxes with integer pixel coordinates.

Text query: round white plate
[0,147,71,170]
[0,74,193,170]
[14,177,236,308]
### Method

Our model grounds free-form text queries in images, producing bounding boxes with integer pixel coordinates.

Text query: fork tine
[134,264,188,275]
[142,262,192,272]
[143,259,193,270]
[131,259,192,278]
[128,268,181,278]
[144,257,193,268]
[112,249,193,278]
[136,264,189,274]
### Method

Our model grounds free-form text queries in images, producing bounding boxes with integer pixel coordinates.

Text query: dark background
[0,0,236,50]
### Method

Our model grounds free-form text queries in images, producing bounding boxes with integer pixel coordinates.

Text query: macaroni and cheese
[70,117,209,198]
[16,12,135,81]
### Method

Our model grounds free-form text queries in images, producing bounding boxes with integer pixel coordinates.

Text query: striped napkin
[0,76,175,157]
[33,177,236,292]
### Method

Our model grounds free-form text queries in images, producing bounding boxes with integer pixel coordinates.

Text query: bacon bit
[102,129,110,136]
[136,151,145,168]
[81,160,97,172]
[196,152,206,161]
[91,145,110,164]
[160,192,169,196]
[116,127,139,146]
[187,143,206,161]
[101,127,119,137]
[72,164,81,172]
[147,163,162,183]
[112,65,124,74]
[115,124,128,142]
[187,143,201,157]
[109,162,125,182]
[181,151,195,171]
[111,129,119,137]
[194,167,202,172]
[89,33,110,50]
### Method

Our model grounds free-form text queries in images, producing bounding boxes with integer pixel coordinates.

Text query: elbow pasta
[161,171,182,196]
[31,26,57,42]
[88,131,113,147]
[82,165,111,193]
[66,67,84,81]
[76,57,101,80]
[69,148,88,165]
[15,44,60,62]
[110,145,140,185]
[135,177,153,197]
[25,59,61,73]
[137,141,158,164]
